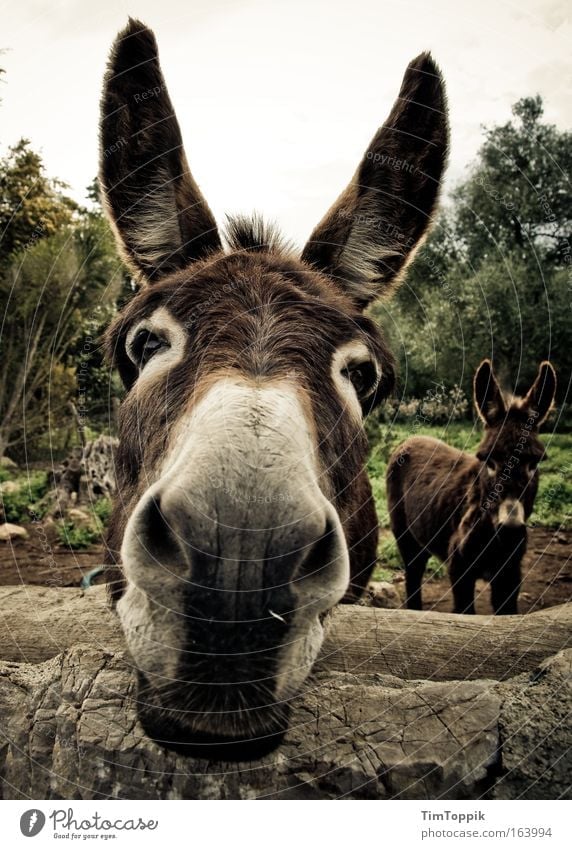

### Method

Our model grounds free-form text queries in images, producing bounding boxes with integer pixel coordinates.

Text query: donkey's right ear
[474,360,506,426]
[99,19,221,283]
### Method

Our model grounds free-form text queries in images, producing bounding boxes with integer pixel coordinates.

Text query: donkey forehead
[483,411,545,457]
[113,253,383,356]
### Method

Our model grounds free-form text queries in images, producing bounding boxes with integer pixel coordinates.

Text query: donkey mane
[223,213,290,254]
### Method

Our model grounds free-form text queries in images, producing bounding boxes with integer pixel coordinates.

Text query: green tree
[453,96,572,269]
[0,139,75,267]
[373,95,571,408]
[0,147,124,458]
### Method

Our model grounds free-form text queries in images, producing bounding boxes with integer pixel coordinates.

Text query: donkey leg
[490,563,522,615]
[449,555,477,614]
[398,535,429,611]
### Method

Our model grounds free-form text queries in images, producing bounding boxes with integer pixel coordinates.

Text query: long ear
[524,361,557,426]
[301,53,448,308]
[99,18,221,283]
[474,359,506,426]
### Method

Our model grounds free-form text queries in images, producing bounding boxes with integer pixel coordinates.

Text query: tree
[0,146,124,459]
[373,96,572,406]
[453,97,572,270]
[0,139,75,266]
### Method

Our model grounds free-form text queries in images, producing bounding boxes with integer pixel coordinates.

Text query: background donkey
[100,18,448,756]
[387,360,557,615]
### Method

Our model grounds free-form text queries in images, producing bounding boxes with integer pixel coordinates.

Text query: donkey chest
[459,520,528,578]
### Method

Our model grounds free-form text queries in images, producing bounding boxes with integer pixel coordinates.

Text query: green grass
[57,497,114,550]
[530,431,572,528]
[367,422,572,580]
[0,471,49,523]
[92,496,113,526]
[0,466,13,483]
[57,521,100,550]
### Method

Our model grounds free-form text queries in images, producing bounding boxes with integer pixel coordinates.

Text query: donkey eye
[342,361,377,399]
[129,330,169,369]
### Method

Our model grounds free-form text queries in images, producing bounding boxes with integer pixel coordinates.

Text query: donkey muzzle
[117,379,349,753]
[497,498,526,529]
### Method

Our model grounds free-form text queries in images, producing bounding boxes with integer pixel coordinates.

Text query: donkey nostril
[139,494,183,565]
[296,519,338,582]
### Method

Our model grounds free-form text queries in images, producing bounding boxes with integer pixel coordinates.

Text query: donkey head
[100,18,448,757]
[474,359,557,529]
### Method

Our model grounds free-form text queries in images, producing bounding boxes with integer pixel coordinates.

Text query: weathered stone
[491,649,572,800]
[66,508,94,528]
[0,523,28,542]
[0,646,570,800]
[0,481,21,495]
[365,581,401,609]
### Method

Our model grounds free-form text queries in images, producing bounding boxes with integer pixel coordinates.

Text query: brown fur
[103,247,395,601]
[98,18,449,753]
[387,360,557,614]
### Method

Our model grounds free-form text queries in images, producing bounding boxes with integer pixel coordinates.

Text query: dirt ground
[391,526,572,615]
[0,531,105,588]
[0,525,570,616]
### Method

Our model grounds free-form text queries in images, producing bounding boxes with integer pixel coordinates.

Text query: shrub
[378,535,402,569]
[0,466,13,483]
[376,384,470,426]
[57,521,99,550]
[92,496,113,526]
[427,556,447,579]
[0,471,48,523]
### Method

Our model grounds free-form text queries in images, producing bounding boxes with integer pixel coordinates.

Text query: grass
[92,496,113,526]
[0,471,49,523]
[529,433,572,528]
[367,421,572,581]
[57,498,113,550]
[57,521,100,550]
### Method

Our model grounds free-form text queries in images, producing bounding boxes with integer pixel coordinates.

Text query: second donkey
[386,360,556,614]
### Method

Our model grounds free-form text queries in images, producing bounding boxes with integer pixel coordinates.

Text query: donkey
[387,360,557,616]
[99,18,448,757]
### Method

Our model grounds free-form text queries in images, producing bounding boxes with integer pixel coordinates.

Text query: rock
[40,516,63,546]
[0,648,499,799]
[491,650,572,800]
[0,456,18,469]
[0,523,28,541]
[66,508,94,528]
[0,646,570,799]
[365,580,401,608]
[0,480,21,495]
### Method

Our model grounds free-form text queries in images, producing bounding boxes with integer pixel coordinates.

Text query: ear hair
[473,359,506,426]
[99,18,221,283]
[524,361,557,427]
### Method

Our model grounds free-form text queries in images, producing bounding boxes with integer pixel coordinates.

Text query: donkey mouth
[135,671,290,760]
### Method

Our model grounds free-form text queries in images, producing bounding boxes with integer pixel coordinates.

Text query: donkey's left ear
[474,359,506,426]
[301,52,448,308]
[524,362,557,426]
[99,19,221,283]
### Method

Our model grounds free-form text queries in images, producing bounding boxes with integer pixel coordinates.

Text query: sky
[1,0,570,246]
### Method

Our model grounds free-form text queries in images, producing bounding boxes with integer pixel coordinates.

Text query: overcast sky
[1,0,570,245]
